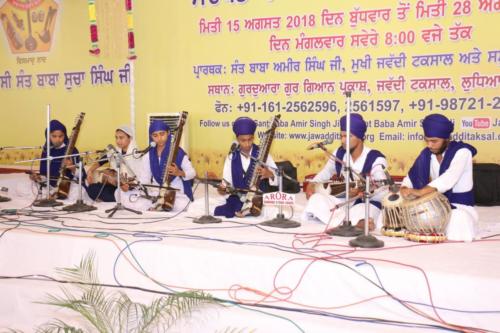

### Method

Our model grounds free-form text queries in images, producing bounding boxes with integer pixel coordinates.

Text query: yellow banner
[184,0,500,178]
[0,1,498,180]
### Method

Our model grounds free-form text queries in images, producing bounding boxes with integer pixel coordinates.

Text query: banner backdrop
[0,1,499,179]
[0,0,131,167]
[185,0,500,179]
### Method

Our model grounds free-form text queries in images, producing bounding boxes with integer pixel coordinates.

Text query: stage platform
[1,173,499,332]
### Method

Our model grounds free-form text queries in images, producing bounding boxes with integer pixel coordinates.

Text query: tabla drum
[402,191,451,243]
[381,192,406,237]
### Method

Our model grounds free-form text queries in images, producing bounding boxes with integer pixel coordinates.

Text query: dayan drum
[402,191,451,243]
[381,192,406,237]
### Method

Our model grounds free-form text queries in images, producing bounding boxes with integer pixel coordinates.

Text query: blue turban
[44,120,68,146]
[422,114,454,138]
[233,117,256,136]
[340,114,367,139]
[149,120,170,135]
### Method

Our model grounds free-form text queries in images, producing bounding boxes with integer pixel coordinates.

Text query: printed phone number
[234,100,403,113]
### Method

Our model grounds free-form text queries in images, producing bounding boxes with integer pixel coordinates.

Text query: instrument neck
[160,113,187,187]
[161,137,178,187]
[247,116,280,189]
[59,114,84,177]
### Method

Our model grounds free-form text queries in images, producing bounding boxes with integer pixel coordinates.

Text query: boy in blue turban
[28,120,89,202]
[118,120,195,211]
[400,113,478,241]
[214,117,278,218]
[303,114,388,229]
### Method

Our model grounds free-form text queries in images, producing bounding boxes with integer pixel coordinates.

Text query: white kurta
[302,146,388,227]
[117,151,196,212]
[107,139,143,180]
[400,147,478,242]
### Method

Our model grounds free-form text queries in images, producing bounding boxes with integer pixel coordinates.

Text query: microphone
[106,144,118,153]
[307,138,334,150]
[133,142,157,157]
[228,141,239,155]
[382,167,398,194]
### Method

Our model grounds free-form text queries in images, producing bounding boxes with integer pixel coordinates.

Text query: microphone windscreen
[229,141,239,153]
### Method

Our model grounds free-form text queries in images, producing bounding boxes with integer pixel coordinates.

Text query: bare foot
[356,218,375,231]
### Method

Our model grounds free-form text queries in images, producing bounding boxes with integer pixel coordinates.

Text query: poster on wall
[186,0,500,178]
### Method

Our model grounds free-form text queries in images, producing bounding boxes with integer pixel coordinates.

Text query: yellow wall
[1,1,499,179]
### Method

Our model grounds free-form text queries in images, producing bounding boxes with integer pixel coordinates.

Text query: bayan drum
[381,192,406,237]
[402,191,451,243]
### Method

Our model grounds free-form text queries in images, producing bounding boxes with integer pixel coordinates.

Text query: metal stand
[33,197,63,207]
[327,220,363,237]
[194,172,221,224]
[237,149,300,222]
[326,92,362,237]
[104,150,142,218]
[0,188,10,202]
[33,104,63,207]
[260,166,301,229]
[349,175,384,248]
[63,161,96,212]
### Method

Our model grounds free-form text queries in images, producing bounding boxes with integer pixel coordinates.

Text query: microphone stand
[349,175,384,248]
[17,149,101,207]
[104,149,142,218]
[101,146,149,196]
[260,164,301,228]
[326,91,362,237]
[32,105,62,207]
[62,160,97,212]
[239,150,301,228]
[193,171,221,224]
[316,145,366,185]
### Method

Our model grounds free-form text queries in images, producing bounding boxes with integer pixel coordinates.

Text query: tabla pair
[381,191,451,243]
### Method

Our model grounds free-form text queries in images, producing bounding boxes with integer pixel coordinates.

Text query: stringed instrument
[38,6,57,43]
[326,175,364,196]
[154,111,188,211]
[53,113,85,199]
[312,142,370,197]
[25,4,37,51]
[0,14,22,49]
[94,168,138,189]
[237,114,281,217]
